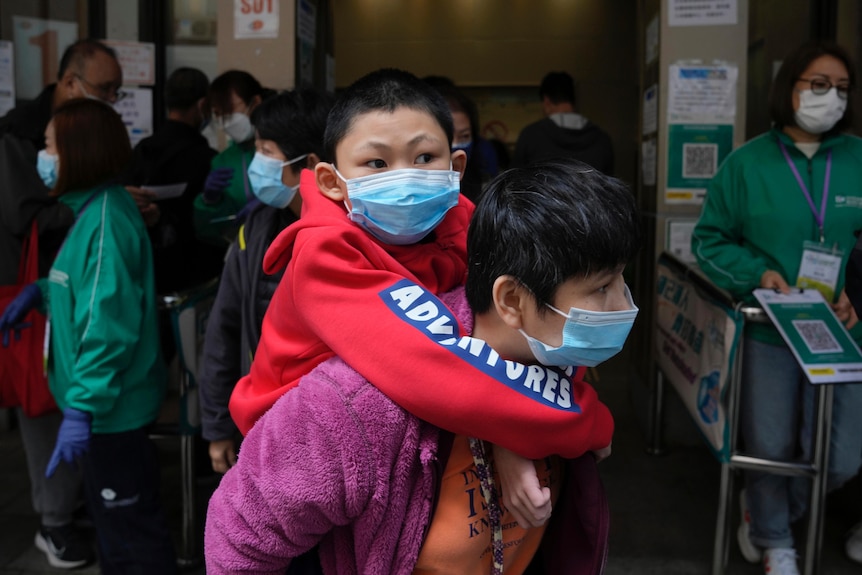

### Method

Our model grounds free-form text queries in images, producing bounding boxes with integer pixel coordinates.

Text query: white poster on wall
[643,84,658,135]
[103,40,155,86]
[669,0,737,27]
[645,15,659,65]
[12,16,78,100]
[641,138,657,187]
[114,87,153,146]
[666,219,698,264]
[668,64,738,124]
[0,41,15,117]
[235,0,280,40]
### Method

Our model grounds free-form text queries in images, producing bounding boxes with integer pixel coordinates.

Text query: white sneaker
[762,548,799,575]
[737,489,762,563]
[846,521,862,564]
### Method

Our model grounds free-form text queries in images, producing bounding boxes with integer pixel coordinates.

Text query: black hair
[323,68,453,164]
[57,39,117,81]
[164,67,209,110]
[209,70,265,115]
[251,88,335,174]
[539,71,576,106]
[770,42,856,134]
[465,159,640,314]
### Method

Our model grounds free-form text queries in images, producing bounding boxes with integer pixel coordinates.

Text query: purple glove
[202,167,235,204]
[0,283,42,347]
[46,408,92,478]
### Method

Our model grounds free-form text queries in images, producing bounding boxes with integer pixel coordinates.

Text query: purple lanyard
[777,139,831,243]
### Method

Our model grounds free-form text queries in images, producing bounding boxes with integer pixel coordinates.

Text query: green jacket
[193,140,255,246]
[692,128,862,345]
[39,185,166,433]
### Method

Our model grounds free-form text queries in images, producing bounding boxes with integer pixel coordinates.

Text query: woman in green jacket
[693,42,862,575]
[0,98,176,573]
[193,70,267,245]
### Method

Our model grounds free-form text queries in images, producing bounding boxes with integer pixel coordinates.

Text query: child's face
[316,107,467,206]
[521,267,630,349]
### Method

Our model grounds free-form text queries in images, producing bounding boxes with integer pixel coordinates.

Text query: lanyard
[777,139,831,243]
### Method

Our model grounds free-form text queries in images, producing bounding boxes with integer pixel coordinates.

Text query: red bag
[0,220,58,416]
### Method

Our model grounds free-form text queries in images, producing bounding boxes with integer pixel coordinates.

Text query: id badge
[796,240,844,302]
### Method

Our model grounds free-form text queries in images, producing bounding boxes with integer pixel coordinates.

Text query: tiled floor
[2,351,862,574]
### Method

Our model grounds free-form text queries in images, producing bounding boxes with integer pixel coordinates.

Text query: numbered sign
[12,16,78,100]
[235,0,280,39]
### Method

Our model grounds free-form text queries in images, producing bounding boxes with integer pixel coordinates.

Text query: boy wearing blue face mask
[229,69,623,521]
[197,88,334,475]
[207,159,641,574]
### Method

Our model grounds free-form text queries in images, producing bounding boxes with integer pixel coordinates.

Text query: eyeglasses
[797,77,852,99]
[75,75,127,103]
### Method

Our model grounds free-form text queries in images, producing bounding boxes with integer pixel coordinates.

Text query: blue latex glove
[45,408,92,478]
[202,167,234,204]
[0,283,42,347]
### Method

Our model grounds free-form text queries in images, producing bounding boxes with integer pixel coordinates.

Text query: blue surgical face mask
[335,166,460,245]
[247,152,308,208]
[37,149,59,188]
[520,284,638,367]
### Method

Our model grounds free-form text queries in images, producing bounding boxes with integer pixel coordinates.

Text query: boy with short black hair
[206,158,640,573]
[229,68,605,466]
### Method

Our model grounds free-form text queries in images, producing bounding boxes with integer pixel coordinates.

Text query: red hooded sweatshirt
[229,170,613,459]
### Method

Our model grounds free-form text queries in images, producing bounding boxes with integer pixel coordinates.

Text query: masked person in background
[198,88,333,475]
[192,70,272,245]
[692,42,862,575]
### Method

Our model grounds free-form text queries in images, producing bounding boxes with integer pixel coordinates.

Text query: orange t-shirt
[412,435,563,574]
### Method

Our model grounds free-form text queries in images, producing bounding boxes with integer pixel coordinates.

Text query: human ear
[57,71,79,100]
[451,149,467,179]
[315,162,345,201]
[492,275,529,329]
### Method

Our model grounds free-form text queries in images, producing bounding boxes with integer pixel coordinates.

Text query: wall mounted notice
[665,63,737,205]
[666,123,733,203]
[114,87,153,147]
[668,64,737,124]
[666,219,698,264]
[103,40,155,85]
[645,15,659,65]
[12,17,78,100]
[0,41,14,117]
[643,84,658,135]
[235,0,279,39]
[642,138,657,187]
[669,0,737,27]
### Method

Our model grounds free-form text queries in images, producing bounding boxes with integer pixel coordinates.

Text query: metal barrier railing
[650,252,832,575]
[155,276,219,568]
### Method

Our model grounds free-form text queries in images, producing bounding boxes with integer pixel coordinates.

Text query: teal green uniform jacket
[692,129,862,345]
[193,141,255,245]
[39,185,166,434]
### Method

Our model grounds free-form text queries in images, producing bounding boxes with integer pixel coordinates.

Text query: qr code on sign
[682,143,718,178]
[792,319,843,354]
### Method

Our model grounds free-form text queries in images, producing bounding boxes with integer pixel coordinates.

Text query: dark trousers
[82,428,177,575]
